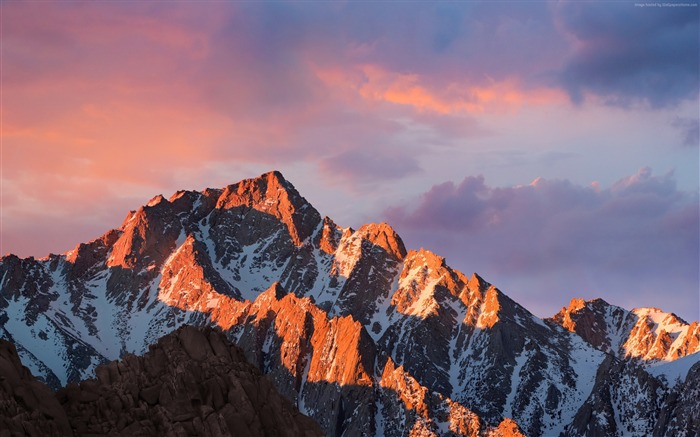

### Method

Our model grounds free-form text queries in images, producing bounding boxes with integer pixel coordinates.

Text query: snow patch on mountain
[647,351,700,387]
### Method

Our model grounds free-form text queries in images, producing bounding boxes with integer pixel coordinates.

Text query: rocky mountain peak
[106,195,182,269]
[549,298,700,362]
[623,308,700,361]
[214,171,320,246]
[355,223,407,261]
[408,248,446,269]
[549,298,620,349]
[316,216,342,254]
[64,230,121,279]
[216,171,288,207]
[475,286,502,329]
[146,194,166,207]
[566,297,586,313]
[392,249,456,318]
[549,297,638,354]
[466,272,490,293]
[632,307,688,326]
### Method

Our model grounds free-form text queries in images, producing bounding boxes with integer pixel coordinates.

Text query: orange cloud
[315,64,566,114]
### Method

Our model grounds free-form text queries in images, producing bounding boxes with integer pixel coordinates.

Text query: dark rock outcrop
[0,327,323,437]
[0,340,72,436]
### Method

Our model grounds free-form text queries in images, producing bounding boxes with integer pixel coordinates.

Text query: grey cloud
[556,2,699,107]
[384,168,699,320]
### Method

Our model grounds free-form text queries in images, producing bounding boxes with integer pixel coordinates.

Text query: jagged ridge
[1,171,698,436]
[551,297,700,362]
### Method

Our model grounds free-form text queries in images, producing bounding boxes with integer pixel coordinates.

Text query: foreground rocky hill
[1,171,698,436]
[0,338,72,435]
[0,326,323,436]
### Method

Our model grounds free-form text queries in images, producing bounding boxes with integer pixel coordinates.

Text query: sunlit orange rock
[487,418,526,437]
[551,299,700,362]
[215,171,320,246]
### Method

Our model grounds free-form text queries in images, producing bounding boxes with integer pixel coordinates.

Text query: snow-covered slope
[1,171,697,436]
[648,352,700,388]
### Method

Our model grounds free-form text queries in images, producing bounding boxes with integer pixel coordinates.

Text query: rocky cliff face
[653,361,700,436]
[561,355,700,437]
[1,171,698,436]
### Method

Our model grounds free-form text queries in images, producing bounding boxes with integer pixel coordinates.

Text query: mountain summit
[1,171,698,436]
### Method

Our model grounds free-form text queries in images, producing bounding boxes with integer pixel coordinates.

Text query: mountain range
[1,171,698,436]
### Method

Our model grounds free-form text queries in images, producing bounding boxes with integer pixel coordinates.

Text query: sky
[1,1,698,321]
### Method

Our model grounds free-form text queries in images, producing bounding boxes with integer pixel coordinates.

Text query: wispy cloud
[672,117,700,148]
